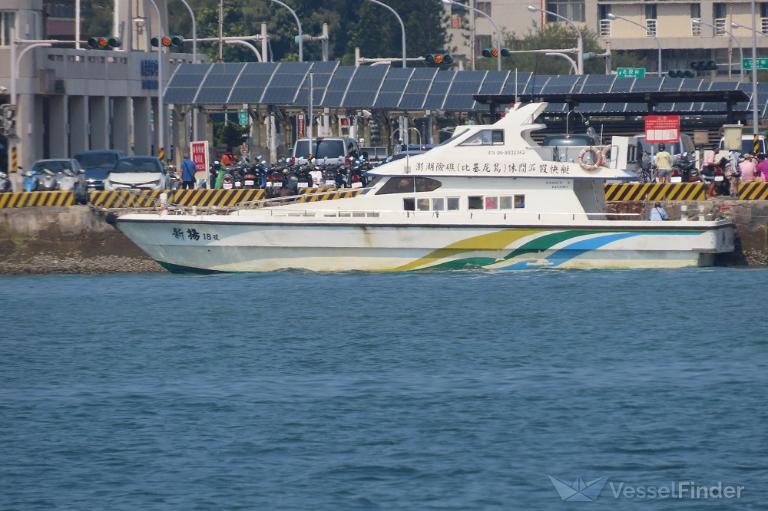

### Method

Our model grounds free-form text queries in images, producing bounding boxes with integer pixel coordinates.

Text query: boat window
[514,194,525,208]
[500,196,513,210]
[438,127,469,146]
[432,198,445,211]
[485,196,498,210]
[468,196,483,210]
[447,197,460,210]
[403,197,415,211]
[417,198,430,211]
[376,176,442,195]
[459,129,504,146]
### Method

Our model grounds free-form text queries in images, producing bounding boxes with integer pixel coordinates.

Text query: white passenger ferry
[116,102,734,272]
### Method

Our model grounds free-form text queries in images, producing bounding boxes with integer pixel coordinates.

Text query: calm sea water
[1,269,767,510]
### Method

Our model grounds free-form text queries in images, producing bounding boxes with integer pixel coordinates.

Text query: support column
[18,94,44,171]
[48,95,68,158]
[69,96,88,155]
[89,96,109,149]
[112,97,131,152]
[133,96,151,155]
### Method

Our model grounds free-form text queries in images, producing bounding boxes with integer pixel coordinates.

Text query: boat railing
[530,144,617,168]
[254,208,644,222]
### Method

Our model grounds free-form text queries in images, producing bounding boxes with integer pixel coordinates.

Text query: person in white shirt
[650,202,669,221]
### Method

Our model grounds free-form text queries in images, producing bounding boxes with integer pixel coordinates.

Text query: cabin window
[417,198,430,211]
[376,176,442,195]
[403,198,415,211]
[500,196,513,209]
[447,197,460,210]
[468,196,484,209]
[432,198,445,211]
[514,194,526,208]
[459,129,505,146]
[485,196,498,210]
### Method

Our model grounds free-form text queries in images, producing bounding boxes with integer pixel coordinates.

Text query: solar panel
[260,62,311,105]
[444,71,485,111]
[192,63,241,104]
[165,63,210,104]
[578,74,614,94]
[625,102,649,113]
[423,71,456,110]
[373,67,413,109]
[708,81,740,91]
[499,72,531,96]
[397,67,437,110]
[228,62,278,104]
[610,77,634,93]
[659,78,683,91]
[631,77,663,93]
[544,102,567,113]
[293,61,338,106]
[523,75,551,94]
[679,78,704,91]
[321,65,355,107]
[540,75,580,94]
[342,65,388,108]
[477,71,508,95]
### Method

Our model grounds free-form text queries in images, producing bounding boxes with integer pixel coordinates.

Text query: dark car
[74,150,127,190]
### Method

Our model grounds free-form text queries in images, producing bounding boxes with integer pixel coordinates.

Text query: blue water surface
[1,269,767,510]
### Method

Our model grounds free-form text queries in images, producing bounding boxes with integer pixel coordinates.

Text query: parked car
[74,149,127,190]
[104,157,170,191]
[292,136,360,166]
[26,159,88,203]
[719,134,767,155]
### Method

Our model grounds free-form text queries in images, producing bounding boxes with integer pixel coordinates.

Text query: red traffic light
[161,36,172,47]
[434,54,444,64]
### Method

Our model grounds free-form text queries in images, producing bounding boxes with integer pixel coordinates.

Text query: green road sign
[239,110,249,127]
[743,58,768,71]
[617,67,646,79]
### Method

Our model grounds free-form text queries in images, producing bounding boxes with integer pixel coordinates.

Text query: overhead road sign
[743,58,768,71]
[617,67,646,79]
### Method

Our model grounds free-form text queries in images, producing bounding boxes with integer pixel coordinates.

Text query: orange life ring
[578,146,602,171]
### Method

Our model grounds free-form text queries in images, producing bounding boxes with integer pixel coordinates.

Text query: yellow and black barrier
[0,191,75,208]
[604,183,706,202]
[89,189,267,208]
[171,189,266,207]
[737,182,768,200]
[296,186,362,202]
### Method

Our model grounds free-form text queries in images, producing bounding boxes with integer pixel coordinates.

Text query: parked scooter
[671,152,699,183]
[0,171,11,193]
[23,167,39,192]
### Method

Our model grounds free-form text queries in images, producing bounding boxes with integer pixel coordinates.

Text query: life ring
[578,146,602,171]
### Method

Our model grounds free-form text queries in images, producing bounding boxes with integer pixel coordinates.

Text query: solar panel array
[164,62,765,115]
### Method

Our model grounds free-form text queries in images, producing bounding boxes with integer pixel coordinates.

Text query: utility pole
[218,0,224,62]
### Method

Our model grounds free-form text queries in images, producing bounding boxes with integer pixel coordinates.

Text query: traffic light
[690,60,718,72]
[425,54,454,66]
[87,36,121,49]
[151,35,185,48]
[481,48,511,58]
[667,69,695,78]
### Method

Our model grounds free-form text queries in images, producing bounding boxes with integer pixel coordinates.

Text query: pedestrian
[654,143,673,183]
[180,153,197,189]
[757,154,768,182]
[650,202,669,221]
[739,154,757,183]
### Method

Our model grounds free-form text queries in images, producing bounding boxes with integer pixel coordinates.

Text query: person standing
[180,154,197,190]
[650,202,669,221]
[654,144,673,183]
[757,154,768,182]
[739,154,757,183]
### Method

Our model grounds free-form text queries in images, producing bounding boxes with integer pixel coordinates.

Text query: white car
[104,157,170,191]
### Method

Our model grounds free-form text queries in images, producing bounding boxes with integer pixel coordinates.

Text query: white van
[291,136,360,165]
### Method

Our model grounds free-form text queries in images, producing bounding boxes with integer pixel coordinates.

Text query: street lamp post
[441,0,502,71]
[545,52,578,74]
[177,0,198,142]
[365,0,407,68]
[527,4,583,74]
[692,18,743,80]
[267,0,303,62]
[147,0,165,157]
[607,14,662,76]
[732,18,761,138]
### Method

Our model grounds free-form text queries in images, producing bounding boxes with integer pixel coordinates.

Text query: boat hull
[116,216,734,272]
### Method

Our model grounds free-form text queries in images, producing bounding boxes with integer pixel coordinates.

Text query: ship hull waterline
[116,217,734,272]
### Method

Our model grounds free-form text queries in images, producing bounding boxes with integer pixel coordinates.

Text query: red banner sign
[644,115,680,143]
[191,140,210,181]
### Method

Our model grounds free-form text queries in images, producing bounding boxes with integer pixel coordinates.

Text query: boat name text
[172,227,219,241]
[412,160,572,175]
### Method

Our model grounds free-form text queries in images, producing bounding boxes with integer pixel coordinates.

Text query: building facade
[446,0,768,75]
